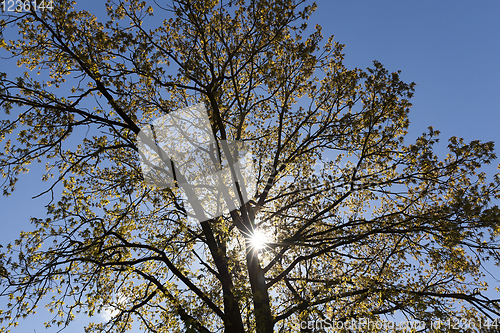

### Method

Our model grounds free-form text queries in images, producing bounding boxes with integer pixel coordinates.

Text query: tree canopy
[1,0,500,332]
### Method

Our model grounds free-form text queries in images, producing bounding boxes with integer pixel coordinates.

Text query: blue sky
[1,0,499,331]
[316,0,500,148]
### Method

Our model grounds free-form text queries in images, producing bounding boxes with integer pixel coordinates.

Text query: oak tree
[1,0,500,332]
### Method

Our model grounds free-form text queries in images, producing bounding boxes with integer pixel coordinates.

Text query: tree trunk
[247,249,274,333]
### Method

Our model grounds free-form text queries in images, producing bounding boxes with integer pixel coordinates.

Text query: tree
[0,0,499,332]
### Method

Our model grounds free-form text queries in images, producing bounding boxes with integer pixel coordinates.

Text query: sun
[249,228,269,250]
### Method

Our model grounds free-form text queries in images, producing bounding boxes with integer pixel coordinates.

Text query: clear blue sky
[1,0,499,331]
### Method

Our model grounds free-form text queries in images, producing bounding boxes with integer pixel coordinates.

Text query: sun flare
[250,229,269,250]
